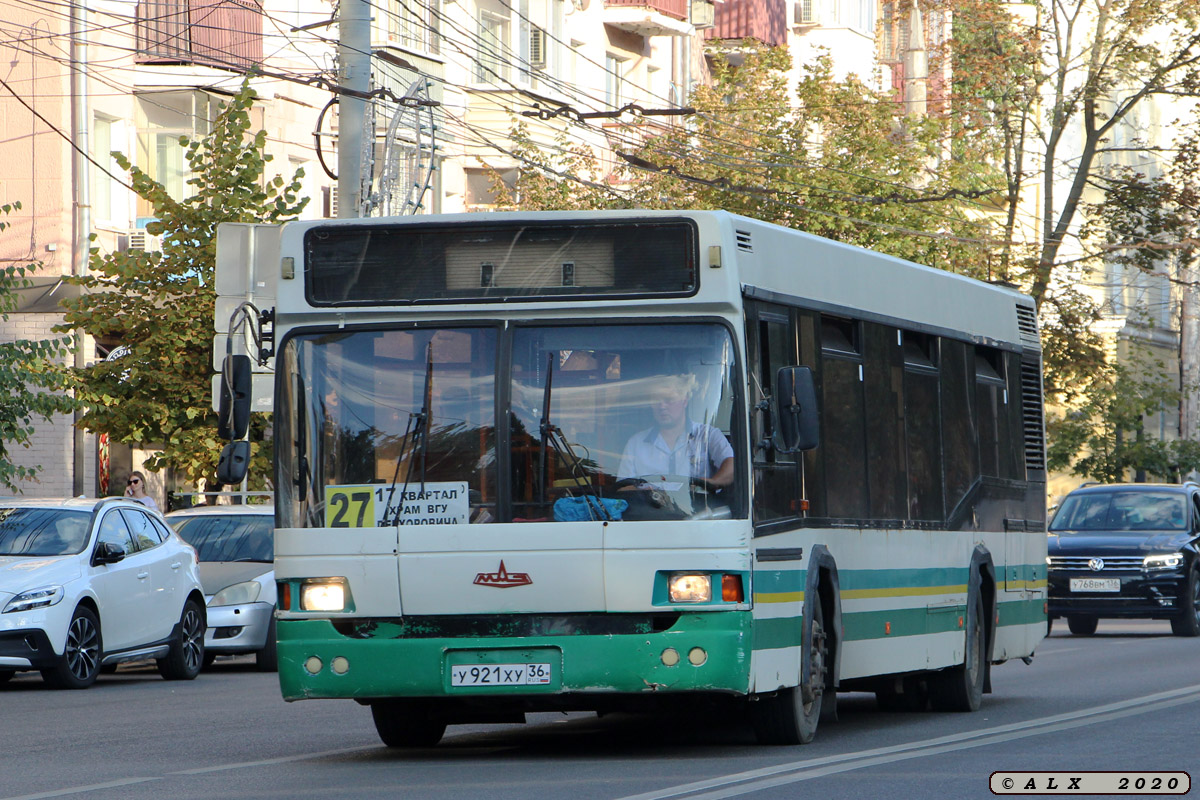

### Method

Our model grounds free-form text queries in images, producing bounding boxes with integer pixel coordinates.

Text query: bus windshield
[277,321,742,527]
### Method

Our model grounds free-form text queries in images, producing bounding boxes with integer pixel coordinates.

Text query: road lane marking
[617,683,1200,800]
[170,745,377,774]
[0,777,160,800]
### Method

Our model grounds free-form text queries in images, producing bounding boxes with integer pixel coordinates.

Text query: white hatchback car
[165,504,276,670]
[0,497,206,689]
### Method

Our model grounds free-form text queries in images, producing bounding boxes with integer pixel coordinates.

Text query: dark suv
[1047,482,1200,636]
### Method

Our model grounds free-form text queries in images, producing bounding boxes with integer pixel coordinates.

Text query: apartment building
[1,0,901,498]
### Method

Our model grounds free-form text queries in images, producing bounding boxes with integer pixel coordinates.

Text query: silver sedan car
[164,505,276,671]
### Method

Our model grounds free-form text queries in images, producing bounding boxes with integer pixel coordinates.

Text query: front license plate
[450,662,552,687]
[1070,577,1121,592]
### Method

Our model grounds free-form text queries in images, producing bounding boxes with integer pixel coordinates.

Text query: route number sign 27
[323,482,469,528]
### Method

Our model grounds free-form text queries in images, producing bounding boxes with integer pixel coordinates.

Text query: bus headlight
[300,578,350,611]
[668,573,712,603]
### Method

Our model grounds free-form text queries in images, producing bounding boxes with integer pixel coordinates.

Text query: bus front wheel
[371,700,447,748]
[752,592,827,745]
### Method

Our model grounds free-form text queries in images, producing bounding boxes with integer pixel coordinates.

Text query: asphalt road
[2,618,1197,800]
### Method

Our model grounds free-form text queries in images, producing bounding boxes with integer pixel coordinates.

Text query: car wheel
[370,700,447,747]
[0,670,14,684]
[1169,568,1200,637]
[157,599,205,680]
[1067,615,1098,635]
[752,591,828,744]
[930,592,986,712]
[255,616,278,672]
[41,606,102,690]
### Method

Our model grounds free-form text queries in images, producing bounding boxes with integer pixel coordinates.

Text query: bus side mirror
[774,366,819,453]
[217,440,251,485]
[218,354,252,440]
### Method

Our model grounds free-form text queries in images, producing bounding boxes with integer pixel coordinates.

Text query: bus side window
[821,315,868,519]
[941,339,979,518]
[747,302,801,527]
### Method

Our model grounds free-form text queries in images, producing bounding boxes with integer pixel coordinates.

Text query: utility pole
[338,0,371,218]
[1180,259,1199,446]
[70,0,90,495]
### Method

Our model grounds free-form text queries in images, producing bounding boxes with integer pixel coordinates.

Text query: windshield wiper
[538,353,612,521]
[384,342,434,526]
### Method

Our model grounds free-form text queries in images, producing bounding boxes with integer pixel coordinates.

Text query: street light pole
[70,0,90,496]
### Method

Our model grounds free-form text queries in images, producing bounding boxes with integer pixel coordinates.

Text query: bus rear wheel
[371,700,447,748]
[930,592,985,712]
[752,593,827,745]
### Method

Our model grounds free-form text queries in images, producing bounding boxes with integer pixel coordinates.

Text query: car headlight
[668,573,712,603]
[1144,553,1184,570]
[3,585,65,614]
[300,578,350,611]
[211,580,263,607]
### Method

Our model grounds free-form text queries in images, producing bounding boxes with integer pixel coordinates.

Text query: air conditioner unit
[529,26,546,69]
[793,0,819,26]
[126,229,161,253]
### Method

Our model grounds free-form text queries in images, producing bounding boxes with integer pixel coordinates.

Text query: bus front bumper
[277,612,752,702]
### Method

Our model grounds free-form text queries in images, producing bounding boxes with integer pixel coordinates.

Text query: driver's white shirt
[618,421,733,481]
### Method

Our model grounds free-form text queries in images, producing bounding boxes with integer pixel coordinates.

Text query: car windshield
[169,514,274,562]
[0,508,91,556]
[1050,491,1187,532]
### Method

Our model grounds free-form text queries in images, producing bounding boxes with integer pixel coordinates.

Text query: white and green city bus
[214,210,1048,747]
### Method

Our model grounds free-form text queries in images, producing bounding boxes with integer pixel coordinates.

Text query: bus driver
[618,374,734,490]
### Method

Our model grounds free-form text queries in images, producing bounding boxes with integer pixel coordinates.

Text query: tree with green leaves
[1047,344,1200,482]
[501,44,999,279]
[0,202,80,492]
[58,83,307,489]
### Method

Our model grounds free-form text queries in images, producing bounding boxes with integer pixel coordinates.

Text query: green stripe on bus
[752,597,1046,650]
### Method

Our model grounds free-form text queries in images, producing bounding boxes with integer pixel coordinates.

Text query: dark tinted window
[170,514,274,562]
[821,317,867,517]
[904,335,943,521]
[0,508,91,556]
[864,324,904,519]
[941,339,978,516]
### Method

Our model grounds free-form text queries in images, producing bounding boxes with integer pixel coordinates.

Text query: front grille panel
[1049,556,1144,571]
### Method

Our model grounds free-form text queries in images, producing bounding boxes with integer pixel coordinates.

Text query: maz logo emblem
[473,560,532,588]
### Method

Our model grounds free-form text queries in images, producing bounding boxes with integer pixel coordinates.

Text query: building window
[388,0,440,54]
[475,7,508,83]
[92,114,126,225]
[465,166,516,209]
[606,54,627,110]
[137,91,222,204]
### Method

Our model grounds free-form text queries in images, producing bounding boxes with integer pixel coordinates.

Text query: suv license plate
[1069,578,1120,592]
[450,663,552,687]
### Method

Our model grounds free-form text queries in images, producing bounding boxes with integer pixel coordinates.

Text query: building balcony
[603,0,693,37]
[703,0,786,47]
[136,0,262,71]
